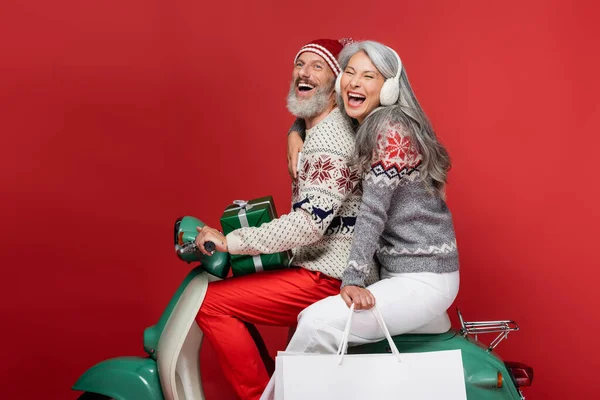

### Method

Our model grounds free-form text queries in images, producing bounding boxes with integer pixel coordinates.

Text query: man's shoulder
[304,111,355,158]
[312,108,354,137]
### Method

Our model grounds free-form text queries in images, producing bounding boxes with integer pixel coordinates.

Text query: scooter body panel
[144,266,205,359]
[349,330,522,399]
[73,356,164,400]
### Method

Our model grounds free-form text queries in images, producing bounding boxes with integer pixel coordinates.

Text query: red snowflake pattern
[336,166,359,194]
[300,158,311,180]
[377,125,421,169]
[310,156,335,184]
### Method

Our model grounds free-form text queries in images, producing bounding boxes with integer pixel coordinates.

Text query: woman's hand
[195,225,228,255]
[287,131,304,179]
[340,285,376,310]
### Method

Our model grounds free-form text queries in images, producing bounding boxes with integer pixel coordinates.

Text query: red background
[1,1,599,399]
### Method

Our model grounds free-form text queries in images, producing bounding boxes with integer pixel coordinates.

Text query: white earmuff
[379,47,402,106]
[335,73,342,96]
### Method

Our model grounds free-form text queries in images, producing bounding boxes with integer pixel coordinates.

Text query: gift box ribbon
[229,199,274,272]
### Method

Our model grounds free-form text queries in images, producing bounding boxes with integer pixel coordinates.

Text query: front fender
[73,357,164,400]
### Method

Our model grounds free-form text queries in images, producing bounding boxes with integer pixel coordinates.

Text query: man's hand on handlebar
[195,226,228,255]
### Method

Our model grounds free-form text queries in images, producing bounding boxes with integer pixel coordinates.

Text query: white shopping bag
[274,305,467,400]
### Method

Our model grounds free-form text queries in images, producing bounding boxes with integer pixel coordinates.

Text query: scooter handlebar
[204,241,216,253]
[178,240,216,255]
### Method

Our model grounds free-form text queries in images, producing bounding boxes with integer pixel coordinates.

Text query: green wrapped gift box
[220,196,292,277]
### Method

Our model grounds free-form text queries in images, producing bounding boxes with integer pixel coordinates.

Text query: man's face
[286,52,336,119]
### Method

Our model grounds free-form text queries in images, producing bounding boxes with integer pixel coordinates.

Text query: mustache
[295,77,316,87]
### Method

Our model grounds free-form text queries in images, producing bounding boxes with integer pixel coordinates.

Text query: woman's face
[340,51,386,124]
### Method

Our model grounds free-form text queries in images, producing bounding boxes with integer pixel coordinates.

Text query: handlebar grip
[204,241,216,253]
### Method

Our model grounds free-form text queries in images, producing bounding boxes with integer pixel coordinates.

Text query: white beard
[286,80,334,119]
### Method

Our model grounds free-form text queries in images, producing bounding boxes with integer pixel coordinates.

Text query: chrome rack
[457,308,519,352]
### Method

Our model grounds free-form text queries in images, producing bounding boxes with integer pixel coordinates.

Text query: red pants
[196,267,341,400]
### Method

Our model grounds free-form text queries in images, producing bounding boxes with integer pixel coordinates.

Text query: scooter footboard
[73,356,164,400]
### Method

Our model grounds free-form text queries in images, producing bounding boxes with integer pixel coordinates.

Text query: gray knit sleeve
[341,189,390,287]
[341,123,422,288]
[288,118,306,141]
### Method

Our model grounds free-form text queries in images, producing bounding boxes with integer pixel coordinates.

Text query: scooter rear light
[505,361,534,387]
[497,371,503,388]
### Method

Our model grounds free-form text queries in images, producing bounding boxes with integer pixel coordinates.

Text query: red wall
[1,1,599,399]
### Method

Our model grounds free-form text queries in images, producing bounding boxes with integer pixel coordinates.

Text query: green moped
[73,216,533,400]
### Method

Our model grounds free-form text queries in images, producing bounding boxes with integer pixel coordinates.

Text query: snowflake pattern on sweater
[227,108,378,285]
[369,123,422,186]
[342,120,459,288]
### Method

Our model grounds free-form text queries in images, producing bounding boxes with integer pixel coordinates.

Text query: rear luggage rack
[457,309,519,352]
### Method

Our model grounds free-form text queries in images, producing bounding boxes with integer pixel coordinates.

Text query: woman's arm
[287,118,306,179]
[288,131,304,179]
[342,123,422,288]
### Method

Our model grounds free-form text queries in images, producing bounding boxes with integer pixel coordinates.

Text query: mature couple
[194,38,460,400]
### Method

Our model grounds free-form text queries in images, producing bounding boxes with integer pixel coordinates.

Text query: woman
[262,40,459,398]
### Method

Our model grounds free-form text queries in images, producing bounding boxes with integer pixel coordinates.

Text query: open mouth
[297,82,315,93]
[347,92,366,107]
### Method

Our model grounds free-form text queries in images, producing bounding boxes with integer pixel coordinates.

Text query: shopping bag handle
[336,303,402,364]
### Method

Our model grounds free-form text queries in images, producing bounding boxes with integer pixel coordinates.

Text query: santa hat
[294,38,353,76]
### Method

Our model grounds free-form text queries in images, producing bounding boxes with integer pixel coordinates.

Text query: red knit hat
[294,38,353,76]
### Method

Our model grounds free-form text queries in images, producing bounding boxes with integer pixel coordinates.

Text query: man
[194,39,378,400]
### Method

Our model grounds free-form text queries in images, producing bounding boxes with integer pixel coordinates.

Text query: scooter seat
[405,312,451,334]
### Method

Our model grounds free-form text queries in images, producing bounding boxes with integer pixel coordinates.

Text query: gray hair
[337,41,451,196]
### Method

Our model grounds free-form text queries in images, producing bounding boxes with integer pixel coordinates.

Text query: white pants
[260,270,460,400]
